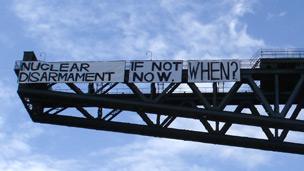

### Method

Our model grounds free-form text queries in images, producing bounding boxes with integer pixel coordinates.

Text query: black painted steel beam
[18,88,304,132]
[29,114,304,154]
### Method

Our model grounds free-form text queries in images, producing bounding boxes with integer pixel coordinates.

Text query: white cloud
[0,155,87,171]
[267,11,287,20]
[0,106,96,171]
[91,138,270,171]
[12,0,264,60]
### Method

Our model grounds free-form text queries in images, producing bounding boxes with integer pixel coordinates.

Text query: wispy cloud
[12,0,264,60]
[267,11,287,20]
[91,138,270,171]
[0,109,95,171]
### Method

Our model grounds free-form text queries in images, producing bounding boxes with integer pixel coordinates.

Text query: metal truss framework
[16,52,304,154]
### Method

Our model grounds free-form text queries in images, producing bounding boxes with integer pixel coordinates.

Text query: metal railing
[250,48,304,68]
[51,82,254,95]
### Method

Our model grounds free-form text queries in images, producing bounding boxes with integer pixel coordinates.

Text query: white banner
[128,60,183,83]
[188,60,240,82]
[18,61,125,83]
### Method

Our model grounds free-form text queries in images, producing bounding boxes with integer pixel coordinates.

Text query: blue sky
[1,0,304,170]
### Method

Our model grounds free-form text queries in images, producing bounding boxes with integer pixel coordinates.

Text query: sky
[0,0,304,170]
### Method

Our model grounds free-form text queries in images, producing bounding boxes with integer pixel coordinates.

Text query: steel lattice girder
[16,52,304,155]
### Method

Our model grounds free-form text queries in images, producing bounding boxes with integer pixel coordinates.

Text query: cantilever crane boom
[16,50,304,154]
